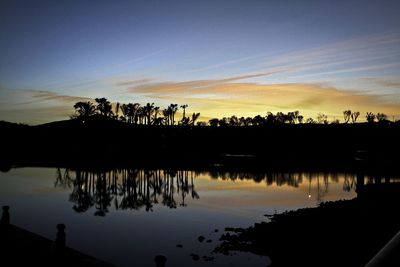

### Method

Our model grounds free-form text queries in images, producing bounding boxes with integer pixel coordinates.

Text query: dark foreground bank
[214,183,400,267]
[1,118,400,171]
[0,212,115,267]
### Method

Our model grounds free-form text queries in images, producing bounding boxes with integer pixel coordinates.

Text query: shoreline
[214,184,400,266]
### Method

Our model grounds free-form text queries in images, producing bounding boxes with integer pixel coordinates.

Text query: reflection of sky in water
[0,168,357,267]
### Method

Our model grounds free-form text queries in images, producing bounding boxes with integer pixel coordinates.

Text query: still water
[0,167,357,266]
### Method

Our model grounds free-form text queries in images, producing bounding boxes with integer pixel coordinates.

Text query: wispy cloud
[185,52,271,73]
[269,33,400,68]
[116,78,154,87]
[291,63,400,79]
[126,70,292,95]
[176,33,400,98]
[360,77,400,88]
[0,87,93,124]
[18,90,92,105]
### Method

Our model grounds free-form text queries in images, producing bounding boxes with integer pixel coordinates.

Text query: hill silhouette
[1,116,399,172]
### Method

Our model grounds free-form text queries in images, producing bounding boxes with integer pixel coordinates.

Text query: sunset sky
[1,0,400,124]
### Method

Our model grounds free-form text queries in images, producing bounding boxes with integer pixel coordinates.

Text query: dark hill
[1,119,399,171]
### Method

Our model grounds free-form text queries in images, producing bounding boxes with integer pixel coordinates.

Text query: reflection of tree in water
[55,168,358,215]
[206,171,307,187]
[202,170,357,202]
[55,168,199,216]
[54,168,73,189]
[343,173,356,192]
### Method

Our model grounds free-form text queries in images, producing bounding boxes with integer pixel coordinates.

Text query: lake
[0,167,358,266]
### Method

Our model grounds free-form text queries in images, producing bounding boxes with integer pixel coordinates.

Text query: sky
[1,0,400,124]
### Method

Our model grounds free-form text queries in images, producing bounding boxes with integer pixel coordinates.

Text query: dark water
[0,167,359,266]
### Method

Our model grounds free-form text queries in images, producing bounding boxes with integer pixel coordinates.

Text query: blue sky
[1,0,400,123]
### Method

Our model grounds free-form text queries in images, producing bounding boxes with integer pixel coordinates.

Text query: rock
[190,253,200,261]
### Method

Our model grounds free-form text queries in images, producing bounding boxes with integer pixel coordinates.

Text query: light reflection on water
[0,167,358,267]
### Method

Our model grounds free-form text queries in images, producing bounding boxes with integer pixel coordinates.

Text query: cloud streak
[361,77,400,89]
[187,32,400,86]
[0,87,93,124]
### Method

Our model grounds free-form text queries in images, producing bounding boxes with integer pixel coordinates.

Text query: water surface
[0,167,358,266]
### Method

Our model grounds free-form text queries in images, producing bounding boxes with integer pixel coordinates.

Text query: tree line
[72,98,200,126]
[72,98,395,126]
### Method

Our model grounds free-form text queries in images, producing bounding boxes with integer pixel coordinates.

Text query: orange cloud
[125,79,400,121]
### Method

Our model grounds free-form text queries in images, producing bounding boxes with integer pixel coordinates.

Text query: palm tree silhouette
[144,103,154,125]
[191,113,200,126]
[169,104,178,125]
[153,106,160,124]
[73,101,96,119]
[162,108,171,125]
[180,104,188,120]
[120,104,130,123]
[95,97,113,117]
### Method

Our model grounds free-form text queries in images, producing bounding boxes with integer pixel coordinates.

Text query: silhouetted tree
[275,112,287,124]
[218,117,229,127]
[376,113,387,122]
[180,116,190,126]
[72,97,383,127]
[137,106,144,124]
[153,106,160,124]
[239,116,252,126]
[297,115,304,124]
[317,113,328,124]
[252,115,265,126]
[229,116,239,126]
[209,118,219,127]
[131,103,141,123]
[287,111,296,124]
[366,112,375,123]
[351,111,360,123]
[114,102,120,120]
[73,101,96,119]
[306,118,316,124]
[95,97,113,117]
[180,104,188,120]
[266,112,275,124]
[121,103,140,123]
[120,104,130,122]
[169,104,178,125]
[191,112,200,125]
[163,108,171,125]
[144,103,154,125]
[343,110,351,123]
